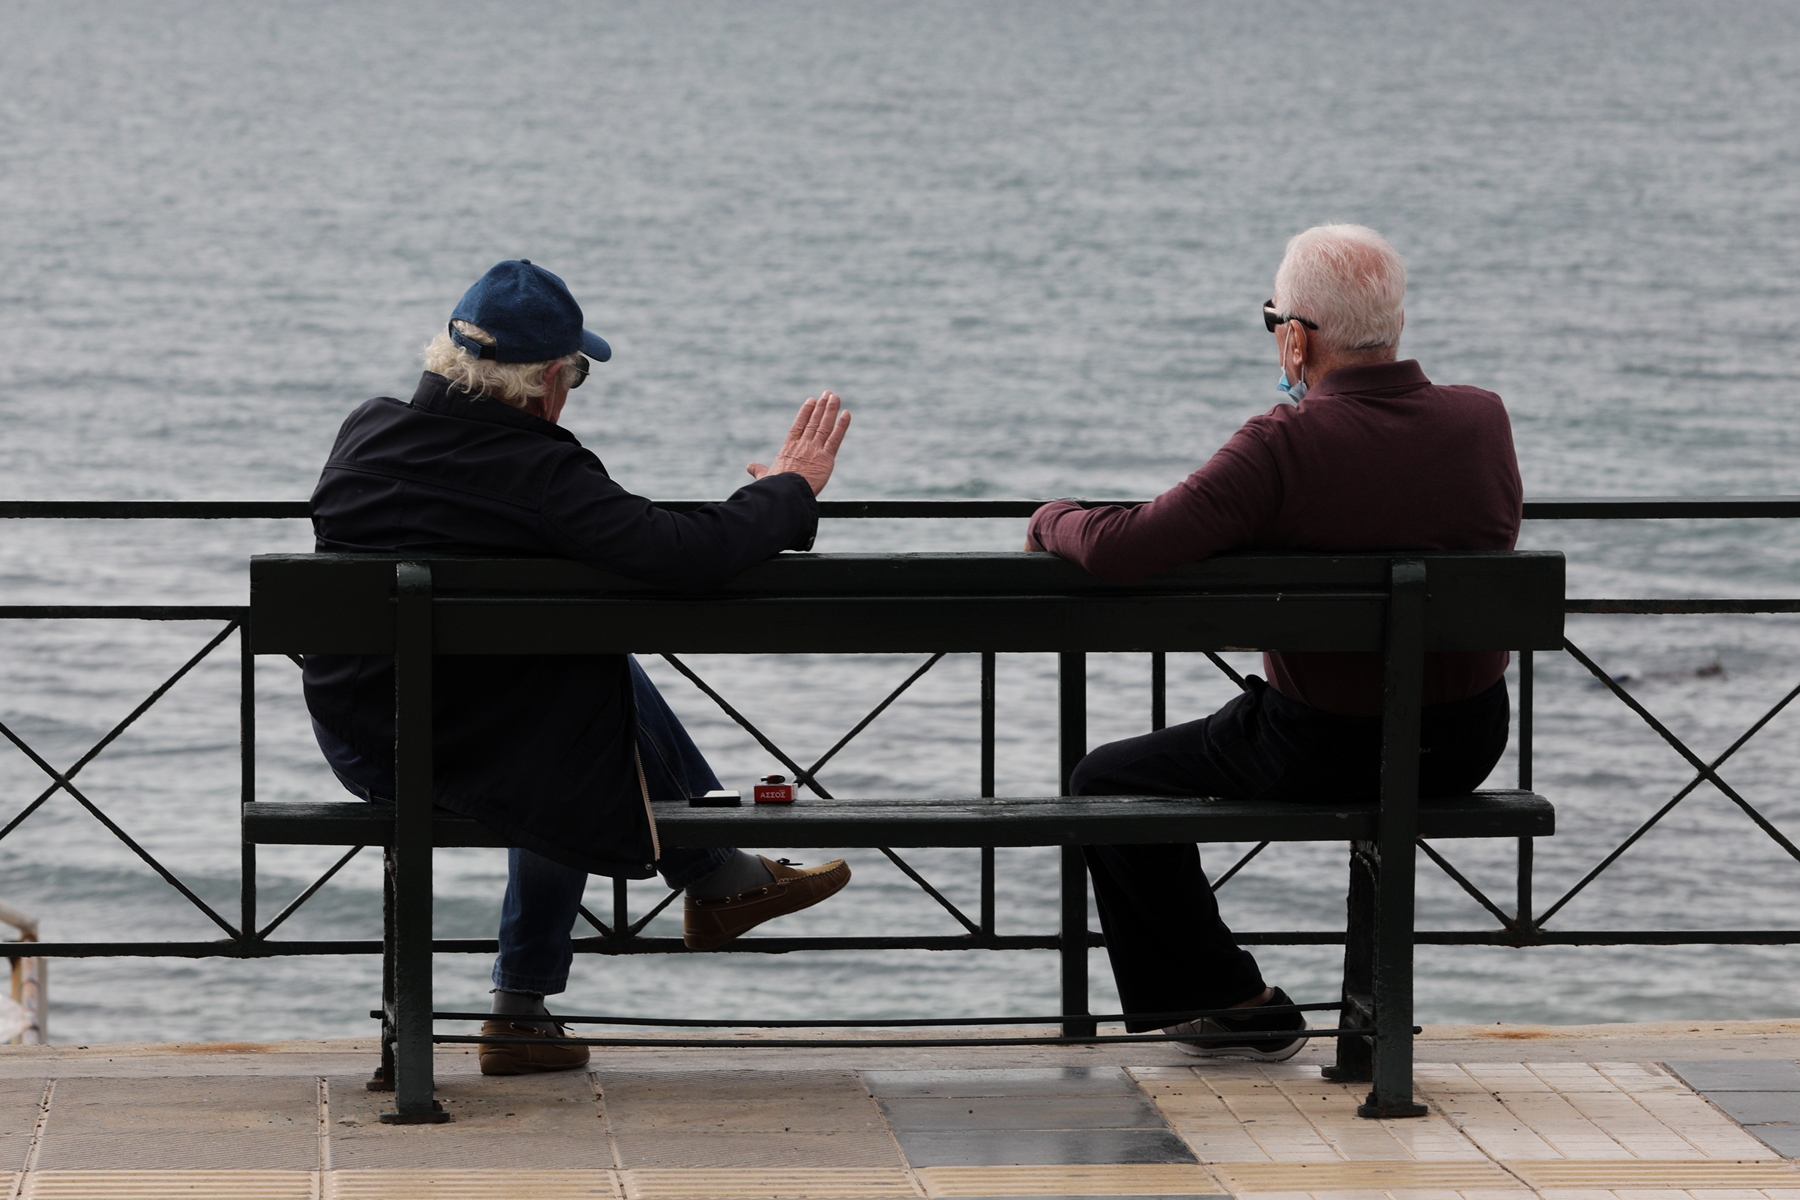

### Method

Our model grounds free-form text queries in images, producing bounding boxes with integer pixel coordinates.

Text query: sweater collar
[1304,359,1430,400]
[408,371,581,446]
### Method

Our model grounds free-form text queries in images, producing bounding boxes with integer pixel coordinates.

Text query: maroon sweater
[1029,360,1523,717]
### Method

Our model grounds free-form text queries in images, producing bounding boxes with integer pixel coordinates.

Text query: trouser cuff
[658,845,736,891]
[490,967,570,996]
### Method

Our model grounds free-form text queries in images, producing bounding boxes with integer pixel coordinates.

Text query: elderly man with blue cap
[303,260,854,1075]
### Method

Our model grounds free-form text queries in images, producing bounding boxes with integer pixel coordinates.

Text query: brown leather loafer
[477,1020,591,1076]
[684,855,851,950]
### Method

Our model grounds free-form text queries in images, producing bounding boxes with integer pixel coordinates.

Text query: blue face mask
[1276,324,1308,401]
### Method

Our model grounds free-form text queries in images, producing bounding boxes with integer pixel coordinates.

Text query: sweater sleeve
[537,453,820,592]
[1027,424,1283,581]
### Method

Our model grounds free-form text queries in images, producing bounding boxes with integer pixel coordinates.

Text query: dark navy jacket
[303,372,819,877]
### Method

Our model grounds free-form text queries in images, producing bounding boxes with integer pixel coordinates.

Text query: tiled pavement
[0,1040,1797,1198]
[1668,1060,1800,1158]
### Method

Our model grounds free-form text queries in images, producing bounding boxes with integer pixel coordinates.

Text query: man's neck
[1308,349,1397,381]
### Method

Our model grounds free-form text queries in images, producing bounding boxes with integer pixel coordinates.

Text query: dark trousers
[1073,676,1510,1031]
[315,657,731,996]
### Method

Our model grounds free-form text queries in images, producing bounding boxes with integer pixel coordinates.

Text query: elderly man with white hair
[1027,225,1522,1061]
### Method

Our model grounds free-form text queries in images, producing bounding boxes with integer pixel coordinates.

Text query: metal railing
[0,901,45,1044]
[2,497,1798,982]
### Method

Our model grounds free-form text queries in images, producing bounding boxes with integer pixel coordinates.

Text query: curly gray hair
[422,321,583,407]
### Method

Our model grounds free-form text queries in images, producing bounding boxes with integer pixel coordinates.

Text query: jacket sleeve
[1028,424,1283,581]
[535,452,819,591]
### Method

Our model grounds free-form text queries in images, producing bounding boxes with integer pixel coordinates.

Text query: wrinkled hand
[747,391,852,496]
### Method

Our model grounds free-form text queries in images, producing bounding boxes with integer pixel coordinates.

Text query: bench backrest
[249,550,1565,656]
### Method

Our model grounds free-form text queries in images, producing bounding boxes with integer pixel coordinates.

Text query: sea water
[1,1,1798,1042]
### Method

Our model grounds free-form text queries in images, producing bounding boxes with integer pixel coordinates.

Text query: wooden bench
[245,549,1563,1122]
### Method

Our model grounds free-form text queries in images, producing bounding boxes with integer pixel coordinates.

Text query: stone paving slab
[0,1078,46,1174]
[895,1128,1199,1167]
[329,1070,612,1170]
[865,1069,1147,1099]
[877,1095,1169,1131]
[35,1075,317,1171]
[1666,1062,1800,1093]
[1667,1061,1800,1160]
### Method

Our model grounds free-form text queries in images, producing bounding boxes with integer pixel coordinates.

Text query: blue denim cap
[447,259,612,364]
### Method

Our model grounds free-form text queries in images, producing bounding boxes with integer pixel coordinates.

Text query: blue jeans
[315,656,732,996]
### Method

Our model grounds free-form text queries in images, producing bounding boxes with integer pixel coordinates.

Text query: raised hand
[747,391,853,496]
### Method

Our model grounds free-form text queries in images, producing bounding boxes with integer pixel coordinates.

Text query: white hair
[421,321,582,408]
[1272,224,1406,355]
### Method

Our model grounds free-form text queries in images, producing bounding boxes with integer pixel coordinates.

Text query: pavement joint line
[316,1076,331,1175]
[589,1069,626,1173]
[11,1079,51,1200]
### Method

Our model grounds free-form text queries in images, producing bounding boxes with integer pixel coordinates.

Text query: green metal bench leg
[1360,560,1428,1119]
[367,845,398,1092]
[1323,839,1376,1084]
[381,562,448,1124]
[1058,652,1096,1039]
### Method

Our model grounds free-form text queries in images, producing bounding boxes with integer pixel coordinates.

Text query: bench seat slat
[242,791,1551,849]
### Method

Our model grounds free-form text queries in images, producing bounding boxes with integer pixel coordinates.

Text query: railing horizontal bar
[7,496,1800,520]
[1568,599,1800,614]
[0,606,248,620]
[436,592,1382,606]
[427,1002,1339,1027]
[0,501,312,519]
[20,941,388,957]
[571,934,1073,953]
[15,935,1069,957]
[21,928,1800,958]
[1524,496,1800,519]
[440,1029,1345,1050]
[1403,931,1800,946]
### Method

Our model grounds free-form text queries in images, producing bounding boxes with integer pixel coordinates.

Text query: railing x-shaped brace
[0,620,243,938]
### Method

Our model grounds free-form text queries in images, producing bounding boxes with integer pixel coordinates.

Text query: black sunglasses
[1262,299,1319,333]
[564,354,590,389]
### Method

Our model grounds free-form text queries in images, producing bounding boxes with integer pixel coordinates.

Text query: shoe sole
[479,1049,591,1076]
[478,1021,591,1075]
[1172,1030,1307,1062]
[685,860,851,950]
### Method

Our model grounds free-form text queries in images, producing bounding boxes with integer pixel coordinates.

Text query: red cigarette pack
[753,774,795,804]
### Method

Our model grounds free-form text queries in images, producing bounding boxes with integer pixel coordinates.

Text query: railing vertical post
[239,617,256,944]
[614,876,629,938]
[1518,650,1534,936]
[383,563,447,1124]
[1151,651,1166,731]
[1361,560,1428,1119]
[1058,652,1094,1038]
[981,652,996,937]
